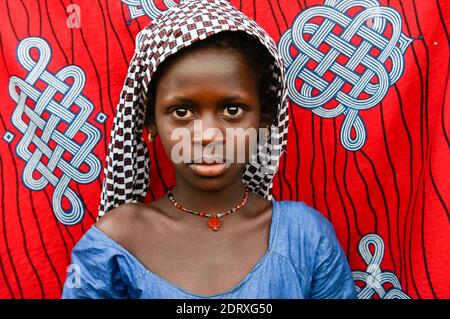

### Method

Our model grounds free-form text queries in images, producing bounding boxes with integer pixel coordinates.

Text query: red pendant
[208,217,221,231]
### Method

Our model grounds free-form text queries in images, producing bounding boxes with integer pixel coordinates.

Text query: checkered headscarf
[98,0,289,219]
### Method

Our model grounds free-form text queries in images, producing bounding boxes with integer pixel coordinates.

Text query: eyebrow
[167,95,249,104]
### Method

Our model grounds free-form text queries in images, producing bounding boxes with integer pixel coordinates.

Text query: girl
[62,0,356,299]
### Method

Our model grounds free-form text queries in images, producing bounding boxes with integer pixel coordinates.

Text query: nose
[192,114,225,147]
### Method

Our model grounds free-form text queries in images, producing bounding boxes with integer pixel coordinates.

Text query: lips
[188,157,231,177]
[190,156,227,164]
[189,162,231,177]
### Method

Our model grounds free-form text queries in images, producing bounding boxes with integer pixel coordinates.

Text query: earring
[265,125,270,139]
[148,132,154,143]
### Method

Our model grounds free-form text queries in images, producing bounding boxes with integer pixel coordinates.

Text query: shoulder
[62,205,144,299]
[64,204,152,290]
[272,200,341,274]
[276,201,356,298]
[94,202,143,244]
[274,200,336,239]
[67,202,154,269]
[71,202,145,258]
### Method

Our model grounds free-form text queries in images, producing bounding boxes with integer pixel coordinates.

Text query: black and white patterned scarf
[98,0,289,219]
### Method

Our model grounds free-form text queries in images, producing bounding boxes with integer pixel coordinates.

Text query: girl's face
[150,47,263,191]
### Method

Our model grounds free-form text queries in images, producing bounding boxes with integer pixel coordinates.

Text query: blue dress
[61,200,357,299]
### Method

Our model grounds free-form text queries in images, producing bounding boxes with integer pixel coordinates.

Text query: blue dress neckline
[90,199,280,298]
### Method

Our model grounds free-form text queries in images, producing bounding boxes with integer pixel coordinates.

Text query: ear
[259,112,273,128]
[145,122,158,136]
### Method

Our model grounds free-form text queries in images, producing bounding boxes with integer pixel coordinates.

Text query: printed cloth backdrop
[0,0,448,299]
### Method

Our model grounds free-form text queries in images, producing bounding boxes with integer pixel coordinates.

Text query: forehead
[154,48,258,96]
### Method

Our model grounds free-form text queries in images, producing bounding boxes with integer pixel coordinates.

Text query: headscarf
[98,0,289,219]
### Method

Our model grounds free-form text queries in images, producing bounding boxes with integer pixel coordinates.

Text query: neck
[169,176,247,213]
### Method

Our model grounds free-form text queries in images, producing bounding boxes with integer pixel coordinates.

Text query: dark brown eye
[223,105,244,117]
[172,107,193,119]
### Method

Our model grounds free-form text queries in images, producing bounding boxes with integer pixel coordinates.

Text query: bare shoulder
[94,202,150,244]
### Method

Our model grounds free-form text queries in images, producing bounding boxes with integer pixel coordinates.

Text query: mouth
[190,155,229,164]
[188,157,232,177]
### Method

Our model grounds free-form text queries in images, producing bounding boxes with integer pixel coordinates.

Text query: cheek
[154,117,178,156]
[226,115,262,162]
[228,132,257,163]
[157,122,194,164]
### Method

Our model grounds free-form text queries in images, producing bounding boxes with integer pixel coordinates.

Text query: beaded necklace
[167,186,249,231]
